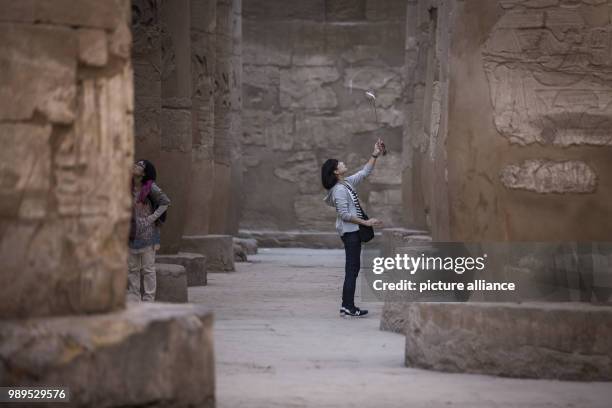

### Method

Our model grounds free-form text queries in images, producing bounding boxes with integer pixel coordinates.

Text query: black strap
[342,182,367,219]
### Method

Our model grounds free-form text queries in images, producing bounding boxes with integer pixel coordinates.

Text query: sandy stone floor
[189,248,612,408]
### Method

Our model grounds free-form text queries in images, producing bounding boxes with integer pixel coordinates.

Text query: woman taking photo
[322,139,385,318]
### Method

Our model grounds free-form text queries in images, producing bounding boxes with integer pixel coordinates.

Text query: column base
[181,235,235,272]
[154,263,188,302]
[0,303,215,407]
[155,252,207,286]
[403,302,612,381]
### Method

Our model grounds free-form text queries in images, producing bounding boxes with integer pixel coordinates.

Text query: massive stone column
[179,0,240,272]
[158,0,193,253]
[184,0,217,236]
[404,0,612,242]
[0,2,216,405]
[209,0,240,235]
[392,0,612,380]
[132,0,162,164]
[0,0,134,318]
[227,0,244,235]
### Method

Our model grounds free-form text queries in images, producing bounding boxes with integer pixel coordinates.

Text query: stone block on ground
[155,252,207,286]
[181,235,235,272]
[380,301,411,334]
[404,302,612,381]
[234,237,258,255]
[380,228,431,257]
[0,303,215,407]
[234,242,248,262]
[155,263,188,302]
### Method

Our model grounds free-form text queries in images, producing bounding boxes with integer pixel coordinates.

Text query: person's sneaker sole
[340,307,369,318]
[342,313,368,318]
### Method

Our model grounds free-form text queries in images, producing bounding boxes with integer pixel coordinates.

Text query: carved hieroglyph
[483,2,612,146]
[499,159,597,194]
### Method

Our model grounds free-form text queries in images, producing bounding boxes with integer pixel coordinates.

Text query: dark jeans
[341,231,361,308]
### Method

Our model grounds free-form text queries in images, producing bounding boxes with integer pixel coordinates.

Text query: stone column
[227,0,243,235]
[132,0,162,164]
[184,0,217,236]
[179,0,240,271]
[158,0,193,253]
[0,0,134,318]
[404,0,612,243]
[0,2,216,404]
[209,0,234,234]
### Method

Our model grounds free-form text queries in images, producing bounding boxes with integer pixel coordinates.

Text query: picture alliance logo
[371,253,489,275]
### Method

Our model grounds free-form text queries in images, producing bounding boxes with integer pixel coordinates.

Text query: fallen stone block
[380,301,411,334]
[234,242,248,262]
[181,235,235,272]
[156,252,207,286]
[404,302,612,381]
[234,237,258,255]
[155,263,188,302]
[0,303,215,407]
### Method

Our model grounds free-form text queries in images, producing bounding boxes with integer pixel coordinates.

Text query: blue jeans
[341,231,361,308]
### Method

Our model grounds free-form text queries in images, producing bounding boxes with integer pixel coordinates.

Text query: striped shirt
[342,182,365,220]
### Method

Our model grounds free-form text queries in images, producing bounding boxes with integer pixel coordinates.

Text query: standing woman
[128,160,171,302]
[323,139,384,317]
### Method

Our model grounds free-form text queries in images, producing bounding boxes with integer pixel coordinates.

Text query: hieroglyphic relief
[483,1,612,146]
[499,159,597,194]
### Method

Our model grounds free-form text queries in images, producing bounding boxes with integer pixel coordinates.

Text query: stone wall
[240,0,407,232]
[404,0,612,241]
[0,0,134,318]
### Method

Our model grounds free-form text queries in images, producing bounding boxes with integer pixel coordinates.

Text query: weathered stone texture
[233,237,258,254]
[0,25,77,123]
[325,0,366,21]
[243,0,325,21]
[0,0,123,29]
[404,302,612,381]
[154,263,189,302]
[241,1,407,232]
[279,66,340,109]
[483,1,612,147]
[156,252,208,286]
[0,124,52,219]
[78,29,108,67]
[0,303,215,407]
[0,3,133,318]
[158,0,193,254]
[294,194,338,230]
[234,242,248,262]
[132,0,163,164]
[380,301,411,333]
[182,235,236,272]
[500,160,598,194]
[405,0,612,241]
[242,110,295,151]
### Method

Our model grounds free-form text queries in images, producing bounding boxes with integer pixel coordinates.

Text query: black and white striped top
[341,182,365,220]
